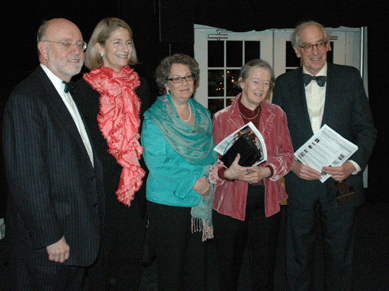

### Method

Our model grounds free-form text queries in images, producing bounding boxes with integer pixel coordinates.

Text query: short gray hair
[238,59,275,89]
[291,21,330,49]
[36,20,49,56]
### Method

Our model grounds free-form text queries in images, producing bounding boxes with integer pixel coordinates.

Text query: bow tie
[303,74,327,87]
[63,81,76,94]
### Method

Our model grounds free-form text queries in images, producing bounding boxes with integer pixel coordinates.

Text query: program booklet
[214,122,267,167]
[294,124,358,182]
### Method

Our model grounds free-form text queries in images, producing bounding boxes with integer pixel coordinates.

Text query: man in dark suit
[273,21,376,291]
[3,18,105,290]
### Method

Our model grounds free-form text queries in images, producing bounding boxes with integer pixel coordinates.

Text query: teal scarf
[145,94,217,165]
[145,94,217,240]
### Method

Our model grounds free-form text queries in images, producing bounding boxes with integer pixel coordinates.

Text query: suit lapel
[292,68,314,136]
[37,67,92,163]
[321,63,337,126]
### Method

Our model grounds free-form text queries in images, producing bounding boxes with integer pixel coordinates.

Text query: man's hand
[322,161,356,182]
[46,236,70,263]
[291,159,321,180]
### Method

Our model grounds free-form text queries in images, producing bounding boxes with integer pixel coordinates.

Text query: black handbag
[221,133,260,168]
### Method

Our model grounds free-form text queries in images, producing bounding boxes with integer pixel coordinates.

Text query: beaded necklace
[239,106,261,120]
[181,105,192,122]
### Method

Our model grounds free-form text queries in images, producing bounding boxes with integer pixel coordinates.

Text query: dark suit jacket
[273,63,376,208]
[3,66,105,266]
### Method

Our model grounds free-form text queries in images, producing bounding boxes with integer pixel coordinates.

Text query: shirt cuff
[348,160,361,175]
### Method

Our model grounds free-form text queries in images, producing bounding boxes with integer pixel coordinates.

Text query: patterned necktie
[63,81,76,94]
[303,74,327,87]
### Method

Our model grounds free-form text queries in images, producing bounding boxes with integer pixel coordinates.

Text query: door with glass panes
[194,24,365,116]
[194,25,272,113]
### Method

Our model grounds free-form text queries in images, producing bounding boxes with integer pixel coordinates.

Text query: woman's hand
[224,154,247,180]
[224,154,270,184]
[193,176,211,196]
[240,166,271,185]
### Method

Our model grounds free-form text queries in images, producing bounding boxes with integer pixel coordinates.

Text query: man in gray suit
[273,21,376,290]
[3,18,105,290]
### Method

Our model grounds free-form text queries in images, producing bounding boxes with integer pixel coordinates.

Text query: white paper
[294,124,358,182]
[214,121,267,166]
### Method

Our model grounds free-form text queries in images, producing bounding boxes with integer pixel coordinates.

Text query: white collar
[303,63,328,77]
[40,64,68,95]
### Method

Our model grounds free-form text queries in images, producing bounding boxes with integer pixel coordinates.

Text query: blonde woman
[74,18,150,290]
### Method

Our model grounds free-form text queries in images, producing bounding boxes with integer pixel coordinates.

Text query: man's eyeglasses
[44,40,88,51]
[299,41,328,53]
[167,75,194,83]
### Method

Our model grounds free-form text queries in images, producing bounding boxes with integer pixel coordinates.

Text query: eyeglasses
[298,41,328,53]
[44,40,88,51]
[167,75,194,83]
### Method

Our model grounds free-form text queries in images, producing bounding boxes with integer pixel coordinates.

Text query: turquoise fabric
[141,94,217,221]
[144,94,217,165]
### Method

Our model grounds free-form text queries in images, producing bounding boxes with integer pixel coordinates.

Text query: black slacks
[9,259,85,291]
[213,185,281,291]
[147,200,207,291]
[286,192,356,291]
[84,202,146,291]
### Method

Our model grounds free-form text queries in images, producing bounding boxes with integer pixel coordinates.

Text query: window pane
[245,41,260,63]
[226,97,234,107]
[227,41,242,67]
[208,41,224,67]
[226,70,240,97]
[208,99,224,116]
[286,41,300,67]
[208,70,224,96]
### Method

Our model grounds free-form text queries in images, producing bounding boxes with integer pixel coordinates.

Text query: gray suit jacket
[273,63,376,208]
[3,66,105,266]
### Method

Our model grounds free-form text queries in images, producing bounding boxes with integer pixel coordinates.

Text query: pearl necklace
[181,105,192,122]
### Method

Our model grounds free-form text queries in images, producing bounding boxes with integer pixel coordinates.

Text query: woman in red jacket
[210,59,294,291]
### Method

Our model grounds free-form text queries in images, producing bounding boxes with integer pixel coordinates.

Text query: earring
[100,53,104,58]
[166,89,170,95]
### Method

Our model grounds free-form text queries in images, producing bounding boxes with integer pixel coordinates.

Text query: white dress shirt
[303,64,327,135]
[41,64,94,167]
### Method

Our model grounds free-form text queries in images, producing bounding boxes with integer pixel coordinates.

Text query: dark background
[1,0,387,216]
